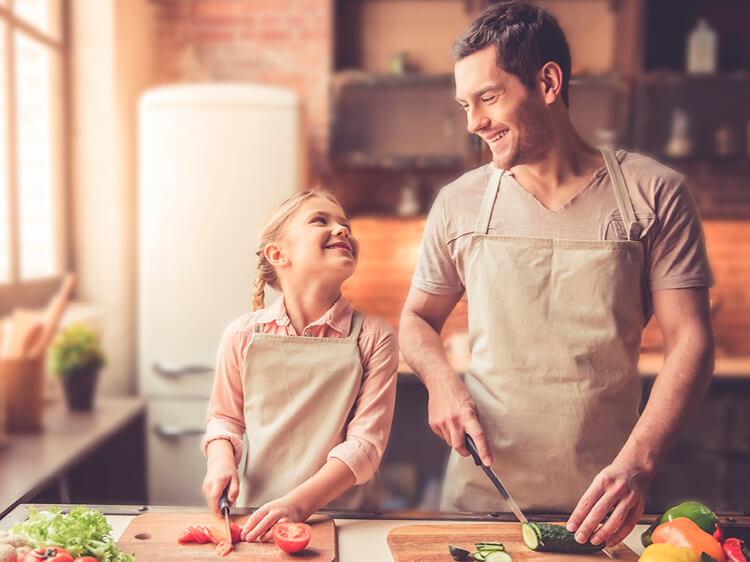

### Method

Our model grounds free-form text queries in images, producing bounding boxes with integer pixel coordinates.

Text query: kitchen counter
[0,397,146,519]
[4,504,750,561]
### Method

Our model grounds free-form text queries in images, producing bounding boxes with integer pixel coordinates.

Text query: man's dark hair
[452,1,571,107]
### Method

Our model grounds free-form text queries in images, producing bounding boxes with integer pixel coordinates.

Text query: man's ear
[539,61,563,104]
[264,242,288,267]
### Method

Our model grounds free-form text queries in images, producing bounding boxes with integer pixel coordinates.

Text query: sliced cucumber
[473,552,486,561]
[449,545,471,560]
[521,522,604,554]
[474,542,504,550]
[484,552,512,562]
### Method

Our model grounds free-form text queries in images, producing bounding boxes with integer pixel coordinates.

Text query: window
[0,0,67,306]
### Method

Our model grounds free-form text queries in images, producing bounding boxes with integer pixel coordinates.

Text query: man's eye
[481,95,496,103]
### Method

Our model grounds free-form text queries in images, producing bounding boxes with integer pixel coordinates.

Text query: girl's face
[274,196,359,285]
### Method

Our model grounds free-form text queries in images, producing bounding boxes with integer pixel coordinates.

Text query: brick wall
[346,217,750,357]
[153,0,333,179]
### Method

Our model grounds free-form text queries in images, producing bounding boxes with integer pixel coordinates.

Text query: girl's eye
[311,216,326,224]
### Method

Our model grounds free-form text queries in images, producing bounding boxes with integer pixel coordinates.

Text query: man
[399,1,714,548]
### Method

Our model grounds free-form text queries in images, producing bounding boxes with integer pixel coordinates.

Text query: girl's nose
[333,223,349,237]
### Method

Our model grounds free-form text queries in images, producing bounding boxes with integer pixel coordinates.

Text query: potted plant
[47,323,106,411]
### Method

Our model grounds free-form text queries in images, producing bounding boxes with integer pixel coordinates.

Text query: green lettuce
[12,506,134,562]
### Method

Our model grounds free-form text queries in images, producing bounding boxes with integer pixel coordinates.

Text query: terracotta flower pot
[61,367,99,411]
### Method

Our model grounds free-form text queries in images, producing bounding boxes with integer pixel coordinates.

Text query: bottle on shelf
[685,18,718,75]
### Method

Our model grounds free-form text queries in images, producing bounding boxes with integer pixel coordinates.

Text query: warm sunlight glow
[15,31,55,279]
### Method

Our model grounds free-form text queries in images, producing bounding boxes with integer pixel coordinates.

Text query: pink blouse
[202,295,399,485]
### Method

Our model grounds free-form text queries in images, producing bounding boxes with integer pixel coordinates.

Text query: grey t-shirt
[412,150,713,321]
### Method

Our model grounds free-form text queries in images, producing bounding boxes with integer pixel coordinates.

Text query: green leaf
[12,506,134,562]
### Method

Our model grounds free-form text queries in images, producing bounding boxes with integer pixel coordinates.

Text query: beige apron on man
[238,310,379,510]
[441,148,645,513]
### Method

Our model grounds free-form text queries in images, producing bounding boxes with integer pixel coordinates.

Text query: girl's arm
[201,315,253,512]
[240,458,356,542]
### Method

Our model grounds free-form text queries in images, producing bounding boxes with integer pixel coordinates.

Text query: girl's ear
[264,242,288,266]
[538,61,563,105]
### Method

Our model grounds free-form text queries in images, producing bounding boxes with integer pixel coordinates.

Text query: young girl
[201,190,398,542]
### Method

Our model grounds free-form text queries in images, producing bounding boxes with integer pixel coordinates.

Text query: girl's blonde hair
[252,189,342,311]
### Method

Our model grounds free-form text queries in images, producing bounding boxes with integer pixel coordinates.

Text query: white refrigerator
[138,83,300,505]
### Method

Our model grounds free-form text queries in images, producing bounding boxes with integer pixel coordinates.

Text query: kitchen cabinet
[0,397,146,519]
[642,375,750,513]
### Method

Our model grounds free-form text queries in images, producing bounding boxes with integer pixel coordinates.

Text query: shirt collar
[256,294,354,335]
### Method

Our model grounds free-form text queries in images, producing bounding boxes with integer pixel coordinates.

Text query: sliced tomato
[24,547,74,562]
[190,525,212,544]
[214,540,232,557]
[272,522,312,554]
[74,558,99,562]
[229,521,242,543]
[177,527,195,544]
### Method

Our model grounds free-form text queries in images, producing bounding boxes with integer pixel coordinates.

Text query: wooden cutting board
[117,513,336,561]
[387,523,639,561]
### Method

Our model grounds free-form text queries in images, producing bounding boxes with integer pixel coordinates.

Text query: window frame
[0,0,70,315]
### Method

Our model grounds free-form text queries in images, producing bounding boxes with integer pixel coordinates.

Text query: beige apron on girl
[441,148,645,513]
[238,310,379,509]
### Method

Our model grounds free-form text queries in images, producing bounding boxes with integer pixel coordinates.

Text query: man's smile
[485,129,509,145]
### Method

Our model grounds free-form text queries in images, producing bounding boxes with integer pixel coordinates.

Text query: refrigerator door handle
[153,361,213,378]
[153,423,205,439]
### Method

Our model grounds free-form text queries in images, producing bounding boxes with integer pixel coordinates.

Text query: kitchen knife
[464,434,615,558]
[464,433,528,523]
[219,487,232,544]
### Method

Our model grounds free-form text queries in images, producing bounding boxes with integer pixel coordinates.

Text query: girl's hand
[240,497,306,543]
[202,439,240,515]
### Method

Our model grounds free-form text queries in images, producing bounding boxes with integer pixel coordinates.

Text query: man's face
[454,45,551,169]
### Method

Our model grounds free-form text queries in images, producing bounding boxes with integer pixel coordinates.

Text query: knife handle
[464,433,483,466]
[219,487,231,515]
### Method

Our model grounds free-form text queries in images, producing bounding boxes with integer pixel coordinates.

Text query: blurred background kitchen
[1,0,749,519]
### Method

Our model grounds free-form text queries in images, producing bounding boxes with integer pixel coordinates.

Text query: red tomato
[24,547,74,562]
[177,528,195,544]
[229,521,242,543]
[272,522,312,554]
[74,558,99,562]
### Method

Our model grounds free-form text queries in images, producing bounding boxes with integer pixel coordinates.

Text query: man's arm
[567,287,714,546]
[400,286,493,465]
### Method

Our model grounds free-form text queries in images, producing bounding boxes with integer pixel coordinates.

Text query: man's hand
[240,496,305,543]
[566,460,652,547]
[428,376,493,466]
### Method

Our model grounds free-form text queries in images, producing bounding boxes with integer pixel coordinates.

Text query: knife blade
[463,434,615,559]
[464,433,528,523]
[219,487,232,544]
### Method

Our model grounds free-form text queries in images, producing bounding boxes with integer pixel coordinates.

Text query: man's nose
[466,107,488,135]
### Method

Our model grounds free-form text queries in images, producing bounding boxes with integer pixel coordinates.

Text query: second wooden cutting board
[117,512,336,561]
[388,523,639,561]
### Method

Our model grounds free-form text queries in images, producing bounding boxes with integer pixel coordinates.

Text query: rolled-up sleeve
[328,317,398,484]
[201,314,253,466]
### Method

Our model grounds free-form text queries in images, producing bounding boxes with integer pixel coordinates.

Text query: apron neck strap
[347,311,365,340]
[474,166,504,235]
[600,148,641,241]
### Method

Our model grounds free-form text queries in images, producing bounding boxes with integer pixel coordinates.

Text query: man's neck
[509,127,603,212]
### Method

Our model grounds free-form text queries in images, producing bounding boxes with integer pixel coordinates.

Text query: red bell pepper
[723,538,747,562]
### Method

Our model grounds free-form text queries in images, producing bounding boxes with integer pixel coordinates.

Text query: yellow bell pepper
[639,543,701,562]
